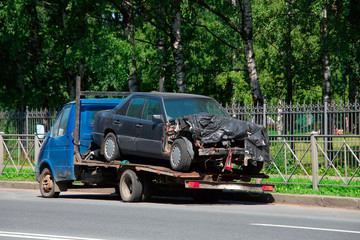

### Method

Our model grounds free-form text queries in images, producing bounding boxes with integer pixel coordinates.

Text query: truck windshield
[164,98,229,121]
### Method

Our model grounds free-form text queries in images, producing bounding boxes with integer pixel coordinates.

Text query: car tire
[119,170,143,202]
[170,138,192,172]
[242,160,264,174]
[103,132,120,162]
[39,168,60,198]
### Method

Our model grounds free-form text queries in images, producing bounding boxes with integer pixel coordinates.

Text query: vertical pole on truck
[74,76,82,163]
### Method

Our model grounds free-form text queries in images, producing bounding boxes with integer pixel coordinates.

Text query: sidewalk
[1,181,359,210]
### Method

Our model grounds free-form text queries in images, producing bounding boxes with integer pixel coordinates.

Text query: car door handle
[114,120,121,124]
[136,124,143,128]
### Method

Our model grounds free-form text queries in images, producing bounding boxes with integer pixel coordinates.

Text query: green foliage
[1,0,359,110]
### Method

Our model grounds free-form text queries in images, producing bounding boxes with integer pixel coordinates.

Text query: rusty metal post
[0,132,3,175]
[311,133,319,191]
[74,76,82,163]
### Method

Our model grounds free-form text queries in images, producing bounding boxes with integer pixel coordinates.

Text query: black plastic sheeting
[175,113,272,162]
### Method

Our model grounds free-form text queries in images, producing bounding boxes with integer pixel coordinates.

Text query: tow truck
[35,77,274,202]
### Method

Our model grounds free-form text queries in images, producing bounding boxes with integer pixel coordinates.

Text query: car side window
[142,99,162,121]
[126,97,145,118]
[51,107,71,137]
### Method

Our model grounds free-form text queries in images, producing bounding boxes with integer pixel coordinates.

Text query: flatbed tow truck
[35,77,274,202]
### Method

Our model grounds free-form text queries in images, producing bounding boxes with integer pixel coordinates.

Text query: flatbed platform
[76,159,270,181]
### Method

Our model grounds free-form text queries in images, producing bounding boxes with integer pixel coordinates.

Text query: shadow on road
[46,191,275,206]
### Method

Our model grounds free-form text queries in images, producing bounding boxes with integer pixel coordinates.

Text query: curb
[1,181,359,210]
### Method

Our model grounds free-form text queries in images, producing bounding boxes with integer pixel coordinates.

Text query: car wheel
[170,139,192,172]
[103,132,120,162]
[119,170,143,202]
[40,168,60,198]
[242,160,264,174]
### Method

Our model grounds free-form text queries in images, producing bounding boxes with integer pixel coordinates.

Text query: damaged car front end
[165,113,272,173]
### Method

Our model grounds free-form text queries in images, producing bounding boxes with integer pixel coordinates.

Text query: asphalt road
[0,189,359,240]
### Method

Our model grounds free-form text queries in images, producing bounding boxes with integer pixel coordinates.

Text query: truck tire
[119,170,143,202]
[40,168,60,198]
[242,160,264,174]
[103,132,120,162]
[170,139,192,172]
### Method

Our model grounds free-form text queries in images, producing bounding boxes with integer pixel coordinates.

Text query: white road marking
[251,223,360,234]
[0,231,105,240]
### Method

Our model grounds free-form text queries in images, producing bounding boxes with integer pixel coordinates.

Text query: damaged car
[91,93,272,173]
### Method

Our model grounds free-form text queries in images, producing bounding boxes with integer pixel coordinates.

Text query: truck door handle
[114,120,121,124]
[136,124,143,128]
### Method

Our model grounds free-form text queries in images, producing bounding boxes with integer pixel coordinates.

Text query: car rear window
[126,97,145,118]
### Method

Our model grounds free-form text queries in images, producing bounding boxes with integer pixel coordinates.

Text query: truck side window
[142,99,162,121]
[126,97,145,118]
[51,107,71,137]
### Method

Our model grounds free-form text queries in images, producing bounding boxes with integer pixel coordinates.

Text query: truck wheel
[103,132,120,162]
[119,170,143,202]
[40,168,60,198]
[242,161,264,174]
[170,139,192,172]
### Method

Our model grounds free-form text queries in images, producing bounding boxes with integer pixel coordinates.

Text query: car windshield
[164,98,229,121]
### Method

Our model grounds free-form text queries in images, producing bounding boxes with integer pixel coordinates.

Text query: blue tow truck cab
[35,99,122,193]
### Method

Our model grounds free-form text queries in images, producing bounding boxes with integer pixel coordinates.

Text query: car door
[115,97,145,154]
[135,98,164,158]
[45,106,72,180]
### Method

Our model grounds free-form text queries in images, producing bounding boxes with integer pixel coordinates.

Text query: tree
[190,0,264,105]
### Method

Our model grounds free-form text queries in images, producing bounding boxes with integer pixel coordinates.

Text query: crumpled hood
[175,113,272,162]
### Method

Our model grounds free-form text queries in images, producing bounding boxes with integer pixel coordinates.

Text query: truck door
[135,98,164,158]
[46,106,73,180]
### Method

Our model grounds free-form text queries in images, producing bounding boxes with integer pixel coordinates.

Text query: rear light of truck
[262,185,274,191]
[188,181,200,188]
[92,119,95,128]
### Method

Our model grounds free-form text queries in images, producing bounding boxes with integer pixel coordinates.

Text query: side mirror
[36,124,45,139]
[152,114,164,123]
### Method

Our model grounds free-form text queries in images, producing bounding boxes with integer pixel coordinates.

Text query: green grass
[261,176,360,198]
[0,168,36,181]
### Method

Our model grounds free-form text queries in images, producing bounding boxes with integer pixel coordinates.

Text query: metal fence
[0,107,57,135]
[226,100,360,136]
[0,134,41,175]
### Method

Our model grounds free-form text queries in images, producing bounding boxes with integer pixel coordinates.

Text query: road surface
[0,189,359,240]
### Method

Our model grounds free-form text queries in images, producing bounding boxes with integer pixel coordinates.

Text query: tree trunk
[156,2,166,92]
[240,0,263,106]
[170,0,186,93]
[321,3,331,103]
[348,67,359,103]
[285,1,293,104]
[157,37,166,92]
[122,2,138,92]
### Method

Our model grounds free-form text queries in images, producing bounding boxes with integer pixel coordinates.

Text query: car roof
[67,99,123,104]
[130,92,213,100]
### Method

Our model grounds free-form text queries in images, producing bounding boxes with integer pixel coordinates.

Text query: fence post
[263,99,267,128]
[26,106,29,153]
[311,133,319,191]
[324,101,328,168]
[34,135,40,165]
[0,132,3,174]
